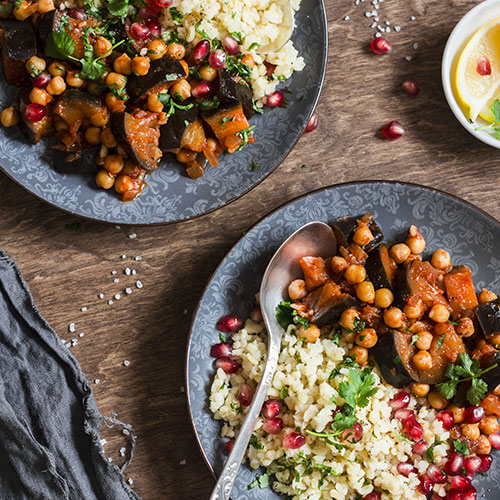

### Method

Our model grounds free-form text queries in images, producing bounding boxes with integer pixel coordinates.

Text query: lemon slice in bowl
[454,16,500,122]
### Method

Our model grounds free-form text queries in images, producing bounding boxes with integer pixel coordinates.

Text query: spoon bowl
[209,221,337,500]
[257,0,295,54]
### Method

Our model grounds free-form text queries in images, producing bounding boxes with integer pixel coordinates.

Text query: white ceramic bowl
[442,0,500,148]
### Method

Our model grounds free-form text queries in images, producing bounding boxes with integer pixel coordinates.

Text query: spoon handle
[209,336,282,500]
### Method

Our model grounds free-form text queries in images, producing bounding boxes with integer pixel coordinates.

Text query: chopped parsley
[249,433,263,450]
[194,20,210,40]
[410,334,419,346]
[426,438,447,462]
[198,95,220,112]
[280,386,289,399]
[276,301,309,330]
[251,161,259,171]
[236,125,255,151]
[226,54,253,80]
[328,355,359,381]
[248,42,260,51]
[158,93,194,118]
[220,116,236,125]
[219,333,226,343]
[248,473,270,490]
[169,7,184,22]
[437,334,445,349]
[396,432,413,445]
[230,31,243,44]
[454,440,470,457]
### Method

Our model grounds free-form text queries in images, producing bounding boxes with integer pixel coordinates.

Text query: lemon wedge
[454,16,500,122]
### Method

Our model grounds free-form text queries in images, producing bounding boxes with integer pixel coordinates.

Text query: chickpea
[490,333,500,348]
[479,415,500,435]
[353,223,374,247]
[199,65,217,82]
[147,39,167,60]
[478,288,498,304]
[355,328,378,348]
[105,92,126,113]
[331,256,348,274]
[288,279,307,301]
[132,57,150,76]
[345,264,366,285]
[122,160,141,176]
[104,154,124,175]
[170,79,192,101]
[356,281,375,303]
[0,107,19,128]
[374,288,394,309]
[147,93,164,113]
[241,53,255,68]
[48,62,67,77]
[431,249,451,270]
[390,243,411,264]
[37,0,55,14]
[412,350,433,370]
[339,308,360,331]
[349,346,369,366]
[114,174,135,194]
[85,126,101,146]
[456,317,475,338]
[176,149,197,164]
[14,1,37,21]
[477,434,492,455]
[461,423,481,441]
[383,307,404,329]
[298,324,320,343]
[100,128,117,148]
[26,56,46,75]
[167,42,186,60]
[407,225,426,254]
[427,391,448,410]
[87,81,105,96]
[95,169,115,189]
[411,383,430,397]
[180,59,189,78]
[29,88,52,106]
[93,36,112,57]
[404,301,423,319]
[448,404,465,424]
[429,304,450,323]
[66,70,85,88]
[90,110,109,127]
[113,53,132,75]
[46,76,66,96]
[415,331,433,351]
[106,72,127,89]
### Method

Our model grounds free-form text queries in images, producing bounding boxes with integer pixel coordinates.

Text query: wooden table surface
[0,0,499,498]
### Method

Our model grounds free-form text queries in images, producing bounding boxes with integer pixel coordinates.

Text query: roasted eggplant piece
[477,298,500,339]
[365,243,397,290]
[330,214,383,253]
[127,58,186,100]
[444,266,478,319]
[52,147,98,174]
[217,69,254,119]
[18,88,52,144]
[159,99,198,152]
[110,111,163,172]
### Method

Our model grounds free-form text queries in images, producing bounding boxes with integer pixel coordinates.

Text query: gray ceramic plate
[0,1,327,225]
[186,181,500,499]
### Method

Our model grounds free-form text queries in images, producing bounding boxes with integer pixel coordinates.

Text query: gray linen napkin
[0,249,141,500]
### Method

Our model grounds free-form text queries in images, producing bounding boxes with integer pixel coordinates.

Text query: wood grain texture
[0,1,499,498]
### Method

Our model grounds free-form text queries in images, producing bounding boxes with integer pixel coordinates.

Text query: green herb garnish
[454,440,470,457]
[249,433,263,450]
[248,473,270,490]
[169,7,184,22]
[276,301,309,330]
[158,93,194,118]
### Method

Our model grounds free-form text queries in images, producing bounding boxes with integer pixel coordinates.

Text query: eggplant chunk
[330,214,383,253]
[218,69,254,119]
[0,20,36,60]
[18,88,52,144]
[159,99,198,152]
[365,243,397,290]
[477,298,500,339]
[52,147,98,174]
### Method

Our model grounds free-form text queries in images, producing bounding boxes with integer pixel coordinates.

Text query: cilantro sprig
[276,301,309,330]
[476,99,500,138]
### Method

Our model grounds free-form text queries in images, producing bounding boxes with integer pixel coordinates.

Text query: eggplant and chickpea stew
[0,0,270,201]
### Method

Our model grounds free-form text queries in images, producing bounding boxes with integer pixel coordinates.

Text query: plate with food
[0,0,326,224]
[187,181,500,500]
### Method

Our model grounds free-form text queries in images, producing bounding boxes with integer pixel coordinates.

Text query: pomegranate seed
[262,417,283,434]
[222,439,234,454]
[412,440,429,456]
[397,462,417,477]
[426,464,447,484]
[154,0,172,7]
[222,35,240,55]
[237,383,253,406]
[209,49,227,69]
[463,455,482,476]
[67,7,87,19]
[192,80,217,99]
[282,432,306,449]
[25,103,46,122]
[404,418,423,441]
[130,22,151,41]
[394,408,415,421]
[215,357,239,374]
[210,342,232,358]
[217,314,242,333]
[193,40,210,61]
[389,391,410,411]
[444,451,464,476]
[304,113,319,133]
[249,306,263,323]
[488,431,500,449]
[436,410,455,430]
[371,37,392,55]
[447,489,464,500]
[418,475,433,495]
[450,475,471,491]
[138,5,160,20]
[32,72,51,89]
[430,495,443,500]
[342,422,363,443]
[382,121,405,140]
[361,493,381,500]
[402,79,420,96]
[145,18,161,38]
[477,56,492,76]
[266,90,285,107]
[477,454,493,473]
[262,399,283,419]
[463,487,477,500]
[463,406,485,424]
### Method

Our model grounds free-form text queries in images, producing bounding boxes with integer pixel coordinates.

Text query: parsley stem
[306,430,341,438]
[437,363,498,388]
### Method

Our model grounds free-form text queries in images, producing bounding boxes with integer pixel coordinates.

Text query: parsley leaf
[248,473,270,490]
[195,20,209,40]
[157,93,194,118]
[437,334,445,349]
[251,161,259,171]
[468,377,488,405]
[230,31,243,44]
[275,301,309,330]
[454,440,470,457]
[169,7,183,22]
[249,433,263,450]
[45,29,75,59]
[107,0,129,19]
[280,386,289,399]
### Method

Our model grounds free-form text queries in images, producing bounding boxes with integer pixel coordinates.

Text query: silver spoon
[256,0,295,54]
[209,221,337,500]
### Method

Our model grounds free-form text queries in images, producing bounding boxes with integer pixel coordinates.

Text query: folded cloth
[0,249,141,500]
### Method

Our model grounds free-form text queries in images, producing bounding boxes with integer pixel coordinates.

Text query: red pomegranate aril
[430,495,442,500]
[477,55,492,76]
[371,36,392,55]
[154,0,173,7]
[209,49,227,69]
[390,391,411,411]
[447,490,464,500]
[223,35,240,55]
[426,464,447,485]
[477,453,493,473]
[402,79,420,96]
[418,475,433,495]
[464,405,485,424]
[463,455,482,476]
[304,113,319,133]
[215,357,239,374]
[262,399,283,419]
[262,417,283,434]
[463,487,477,500]
[397,462,417,477]
[404,418,424,441]
[382,121,405,140]
[436,410,455,430]
[282,432,306,449]
[361,493,381,500]
[444,451,464,476]
[222,439,234,454]
[488,431,500,449]
[138,5,160,20]
[412,440,429,456]
[249,306,263,323]
[266,90,285,107]
[193,40,210,61]
[25,103,46,122]
[342,422,363,443]
[145,19,161,37]
[394,408,415,421]
[210,342,232,358]
[450,475,471,491]
[130,22,151,41]
[237,383,253,406]
[192,80,216,99]
[32,72,51,89]
[68,7,87,19]
[217,314,242,333]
